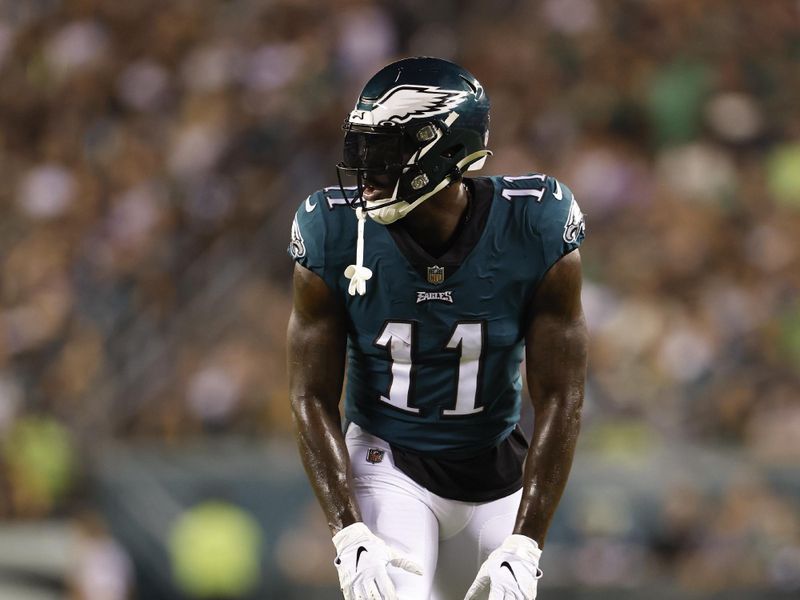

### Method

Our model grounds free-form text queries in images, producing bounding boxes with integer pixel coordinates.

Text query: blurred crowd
[0,0,799,596]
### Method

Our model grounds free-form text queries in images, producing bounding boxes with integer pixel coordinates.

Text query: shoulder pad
[288,190,326,273]
[497,173,550,202]
[319,185,359,211]
[288,187,360,282]
[497,173,585,269]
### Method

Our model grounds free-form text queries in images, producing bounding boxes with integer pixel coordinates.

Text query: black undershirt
[391,427,529,502]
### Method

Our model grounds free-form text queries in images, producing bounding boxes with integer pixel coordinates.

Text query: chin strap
[385,149,494,222]
[456,148,493,174]
[344,207,373,296]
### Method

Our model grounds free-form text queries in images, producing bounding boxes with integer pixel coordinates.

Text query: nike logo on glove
[356,546,368,569]
[500,561,518,582]
[305,196,317,212]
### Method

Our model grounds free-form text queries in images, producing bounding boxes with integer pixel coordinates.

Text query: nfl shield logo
[366,448,385,464]
[427,265,445,285]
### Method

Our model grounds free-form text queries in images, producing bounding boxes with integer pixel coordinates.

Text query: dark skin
[287,179,587,547]
[515,248,587,543]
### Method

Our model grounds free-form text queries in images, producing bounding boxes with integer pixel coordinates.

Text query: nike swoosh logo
[553,180,563,200]
[305,196,317,212]
[500,561,518,582]
[356,546,367,569]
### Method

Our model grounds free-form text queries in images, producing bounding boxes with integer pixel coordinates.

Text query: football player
[287,57,587,600]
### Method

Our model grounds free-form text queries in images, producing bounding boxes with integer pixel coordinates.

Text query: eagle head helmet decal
[349,85,470,126]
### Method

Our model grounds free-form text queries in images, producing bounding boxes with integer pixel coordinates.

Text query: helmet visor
[341,129,404,172]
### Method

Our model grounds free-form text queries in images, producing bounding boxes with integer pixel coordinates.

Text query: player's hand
[332,522,423,600]
[463,534,542,600]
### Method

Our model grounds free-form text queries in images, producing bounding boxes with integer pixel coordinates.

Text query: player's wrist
[502,534,543,564]
[505,534,542,551]
[332,522,374,553]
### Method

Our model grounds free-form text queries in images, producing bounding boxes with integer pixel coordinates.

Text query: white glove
[464,534,543,600]
[332,522,423,600]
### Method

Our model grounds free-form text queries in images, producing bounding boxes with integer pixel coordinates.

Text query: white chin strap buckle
[344,264,372,296]
[344,207,373,296]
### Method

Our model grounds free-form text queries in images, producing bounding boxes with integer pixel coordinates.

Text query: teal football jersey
[288,175,585,456]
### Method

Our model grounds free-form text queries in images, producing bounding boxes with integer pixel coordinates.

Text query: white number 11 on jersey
[374,321,485,417]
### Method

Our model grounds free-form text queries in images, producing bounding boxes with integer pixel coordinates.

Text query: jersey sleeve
[287,191,327,278]
[535,176,585,271]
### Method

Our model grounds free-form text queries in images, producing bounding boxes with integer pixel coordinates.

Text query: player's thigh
[354,483,437,600]
[432,489,522,600]
[346,424,438,599]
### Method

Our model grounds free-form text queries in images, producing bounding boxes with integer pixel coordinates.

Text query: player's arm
[464,250,586,600]
[287,262,360,534]
[516,248,587,543]
[288,263,423,599]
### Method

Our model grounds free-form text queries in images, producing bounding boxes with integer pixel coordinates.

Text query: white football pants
[345,423,522,600]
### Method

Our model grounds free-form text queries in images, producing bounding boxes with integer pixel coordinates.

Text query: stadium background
[0,0,799,598]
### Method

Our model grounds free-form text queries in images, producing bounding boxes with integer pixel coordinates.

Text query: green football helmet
[337,56,492,223]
